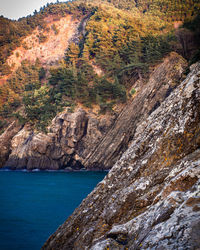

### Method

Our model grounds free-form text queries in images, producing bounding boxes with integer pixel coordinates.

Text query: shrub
[130,87,136,95]
[38,33,48,43]
[51,24,59,35]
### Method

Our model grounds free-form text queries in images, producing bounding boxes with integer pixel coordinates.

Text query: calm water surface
[0,170,107,250]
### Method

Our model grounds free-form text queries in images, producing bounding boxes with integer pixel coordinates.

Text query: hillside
[6,15,79,70]
[0,0,200,132]
[0,52,186,170]
[0,0,199,163]
[0,1,200,249]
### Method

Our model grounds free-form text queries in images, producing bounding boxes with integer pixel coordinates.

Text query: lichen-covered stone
[43,61,200,249]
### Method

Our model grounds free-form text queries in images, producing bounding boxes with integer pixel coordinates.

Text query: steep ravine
[1,52,187,170]
[43,61,200,249]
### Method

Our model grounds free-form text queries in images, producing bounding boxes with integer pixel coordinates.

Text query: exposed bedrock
[83,52,187,169]
[0,121,22,168]
[2,52,187,170]
[4,109,114,170]
[43,61,200,249]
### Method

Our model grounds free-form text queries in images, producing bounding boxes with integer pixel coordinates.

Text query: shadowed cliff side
[4,110,115,170]
[43,61,200,249]
[0,121,22,168]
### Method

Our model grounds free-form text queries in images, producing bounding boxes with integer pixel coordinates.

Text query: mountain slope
[6,15,79,70]
[0,1,200,249]
[0,0,200,168]
[0,0,199,117]
[1,52,186,170]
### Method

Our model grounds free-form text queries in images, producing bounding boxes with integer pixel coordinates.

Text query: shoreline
[0,168,109,173]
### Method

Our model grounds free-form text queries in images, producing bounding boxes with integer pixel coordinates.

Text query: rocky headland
[1,51,199,249]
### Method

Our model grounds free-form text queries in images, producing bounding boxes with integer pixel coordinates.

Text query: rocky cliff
[4,109,115,170]
[0,121,22,168]
[83,53,187,169]
[43,61,200,249]
[2,52,187,170]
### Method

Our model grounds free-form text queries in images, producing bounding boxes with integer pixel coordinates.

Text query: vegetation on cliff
[0,0,200,132]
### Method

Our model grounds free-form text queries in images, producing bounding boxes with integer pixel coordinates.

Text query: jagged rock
[43,62,200,249]
[83,52,187,169]
[4,109,114,170]
[0,121,22,168]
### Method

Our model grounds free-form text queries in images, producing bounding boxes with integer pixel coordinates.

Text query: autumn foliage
[0,0,199,132]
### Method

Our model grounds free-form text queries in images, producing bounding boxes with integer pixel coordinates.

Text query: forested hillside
[90,0,200,19]
[0,0,199,133]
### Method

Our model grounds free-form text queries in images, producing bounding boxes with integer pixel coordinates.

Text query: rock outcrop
[83,52,187,169]
[43,61,200,249]
[2,52,187,170]
[5,109,114,170]
[0,121,22,168]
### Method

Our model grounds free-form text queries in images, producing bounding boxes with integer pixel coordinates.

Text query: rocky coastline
[0,47,199,250]
[43,60,200,250]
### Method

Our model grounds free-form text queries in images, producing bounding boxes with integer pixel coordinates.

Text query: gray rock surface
[5,109,114,170]
[43,61,200,249]
[0,121,21,168]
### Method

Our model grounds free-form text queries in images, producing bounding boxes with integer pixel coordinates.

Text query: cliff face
[43,62,200,249]
[2,52,187,170]
[83,53,187,169]
[4,110,115,170]
[0,121,22,168]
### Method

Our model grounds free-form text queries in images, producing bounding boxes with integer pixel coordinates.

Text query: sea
[0,170,107,250]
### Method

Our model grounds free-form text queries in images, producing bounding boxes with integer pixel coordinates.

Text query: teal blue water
[0,170,107,250]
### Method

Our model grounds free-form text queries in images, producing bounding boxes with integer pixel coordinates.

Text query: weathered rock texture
[4,110,115,170]
[2,52,187,170]
[83,52,187,169]
[43,61,200,249]
[0,121,21,168]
